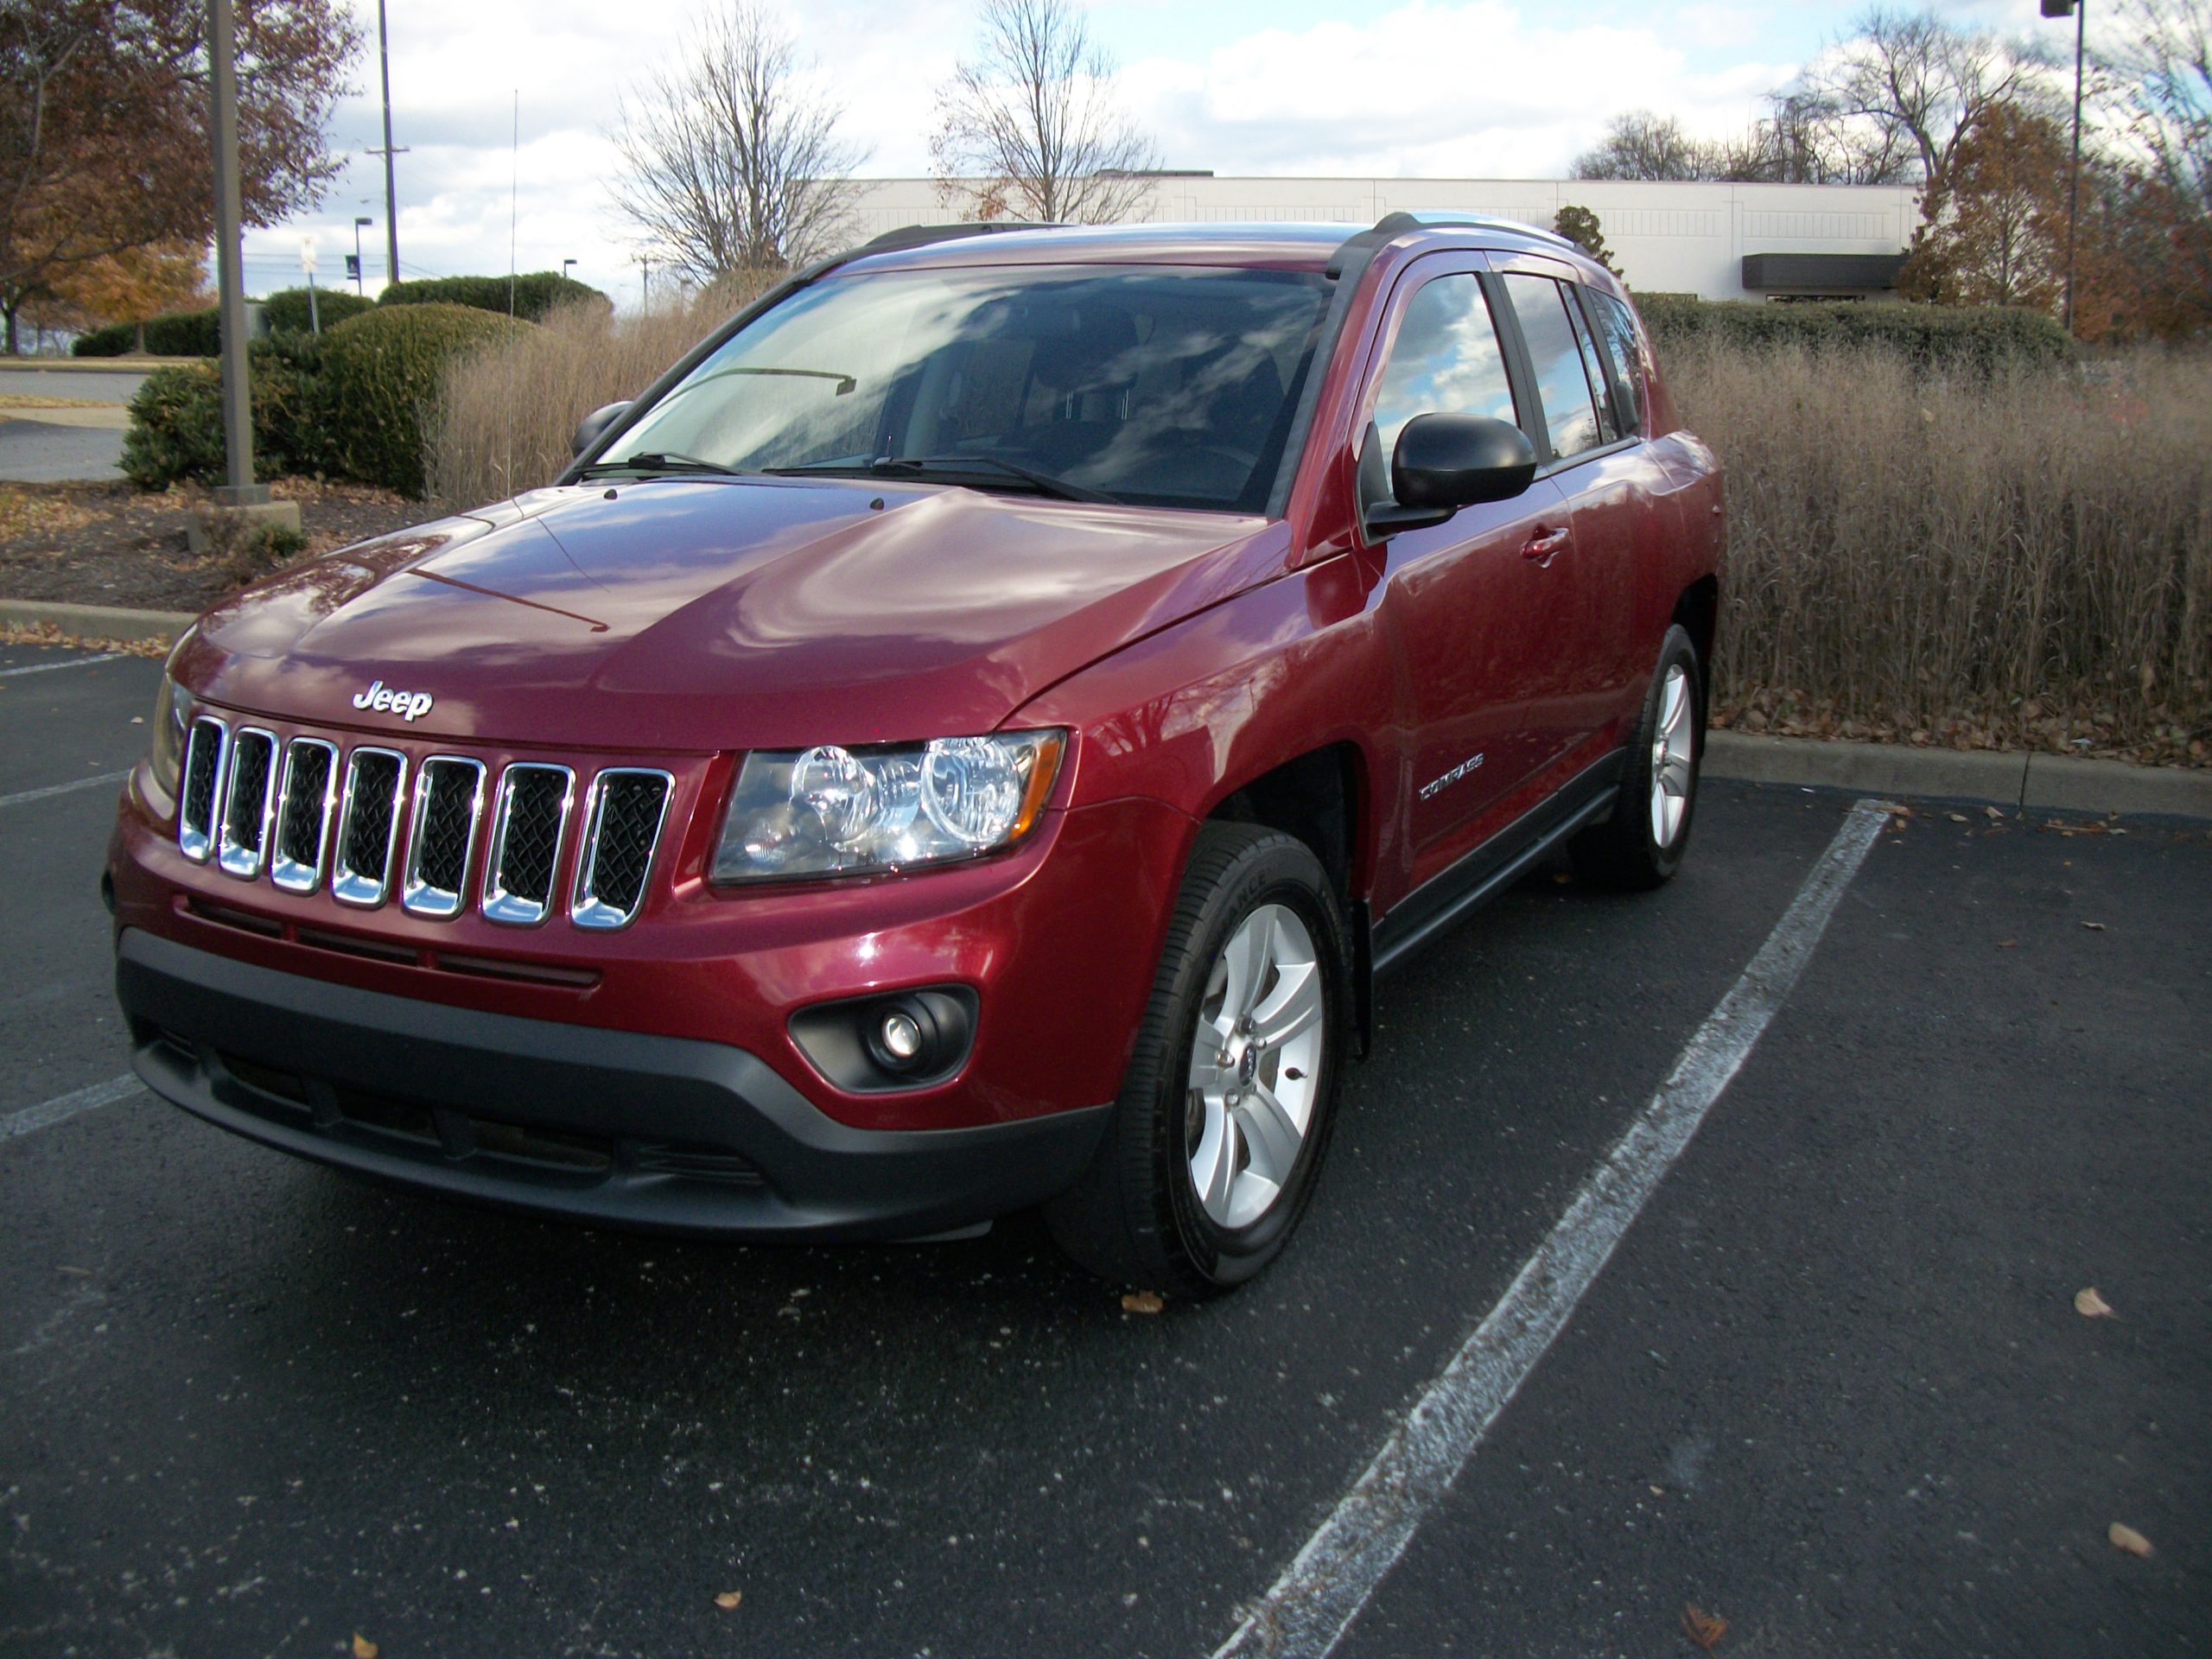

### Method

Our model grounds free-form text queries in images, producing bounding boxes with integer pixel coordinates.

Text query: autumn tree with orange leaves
[0,0,360,353]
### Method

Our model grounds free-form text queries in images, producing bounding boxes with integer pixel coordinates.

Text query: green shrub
[120,365,227,488]
[73,308,222,358]
[260,286,376,334]
[321,303,532,495]
[1637,296,2075,372]
[378,270,607,323]
[251,331,339,478]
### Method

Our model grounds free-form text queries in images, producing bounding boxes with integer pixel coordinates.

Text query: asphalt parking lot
[3,642,2206,1659]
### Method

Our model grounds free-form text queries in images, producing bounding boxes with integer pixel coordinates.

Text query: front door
[1356,255,1580,888]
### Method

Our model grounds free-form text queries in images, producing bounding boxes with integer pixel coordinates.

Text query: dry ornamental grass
[426,294,2211,766]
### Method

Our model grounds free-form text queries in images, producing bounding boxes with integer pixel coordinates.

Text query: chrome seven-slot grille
[174,715,671,930]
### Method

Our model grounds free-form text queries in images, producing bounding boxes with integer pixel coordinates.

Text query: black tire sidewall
[1639,628,1703,880]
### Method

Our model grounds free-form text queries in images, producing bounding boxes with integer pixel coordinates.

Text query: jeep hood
[181,477,1285,751]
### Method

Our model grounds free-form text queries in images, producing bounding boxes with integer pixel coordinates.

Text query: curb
[1706,732,2212,821]
[0,598,195,645]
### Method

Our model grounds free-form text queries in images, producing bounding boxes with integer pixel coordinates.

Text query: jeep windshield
[591,264,1331,514]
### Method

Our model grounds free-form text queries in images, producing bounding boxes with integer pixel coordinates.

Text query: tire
[1571,624,1704,891]
[1043,822,1351,1296]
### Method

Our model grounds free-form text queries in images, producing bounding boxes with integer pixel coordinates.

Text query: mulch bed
[0,477,426,613]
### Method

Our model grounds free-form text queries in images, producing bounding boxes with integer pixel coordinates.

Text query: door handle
[1521,525,1572,563]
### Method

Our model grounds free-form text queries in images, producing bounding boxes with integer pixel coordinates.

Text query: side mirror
[1365,413,1538,536]
[571,401,632,458]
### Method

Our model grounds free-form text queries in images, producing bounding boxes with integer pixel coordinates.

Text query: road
[2,642,2204,1659]
[0,362,142,482]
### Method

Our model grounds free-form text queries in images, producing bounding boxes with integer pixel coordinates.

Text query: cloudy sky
[247,0,2075,308]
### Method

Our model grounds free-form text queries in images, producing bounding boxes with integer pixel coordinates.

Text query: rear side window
[1585,289,1646,437]
[1368,274,1518,457]
[1502,273,1603,460]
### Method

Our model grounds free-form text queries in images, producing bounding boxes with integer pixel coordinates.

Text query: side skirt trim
[1370,750,1624,978]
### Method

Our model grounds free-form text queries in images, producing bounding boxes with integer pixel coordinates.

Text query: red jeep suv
[108,213,1721,1294]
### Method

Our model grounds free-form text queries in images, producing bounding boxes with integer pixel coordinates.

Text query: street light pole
[2042,0,2087,335]
[207,0,264,505]
[375,0,404,284]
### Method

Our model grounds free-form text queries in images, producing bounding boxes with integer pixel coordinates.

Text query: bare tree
[1571,111,1708,181]
[610,3,865,282]
[1793,8,2054,194]
[931,0,1161,224]
[2102,0,2209,310]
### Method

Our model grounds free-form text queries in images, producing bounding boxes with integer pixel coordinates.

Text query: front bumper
[117,929,1109,1240]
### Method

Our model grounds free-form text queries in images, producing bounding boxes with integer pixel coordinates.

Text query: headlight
[147,671,194,804]
[712,729,1066,883]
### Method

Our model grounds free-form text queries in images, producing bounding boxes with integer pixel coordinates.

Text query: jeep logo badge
[351,679,435,722]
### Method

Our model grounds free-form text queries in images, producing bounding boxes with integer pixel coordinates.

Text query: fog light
[879,1008,924,1063]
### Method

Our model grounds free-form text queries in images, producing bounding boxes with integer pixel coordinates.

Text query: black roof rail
[850,220,1065,257]
[1329,210,1580,276]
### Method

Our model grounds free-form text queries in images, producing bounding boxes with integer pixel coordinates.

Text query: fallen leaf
[2075,1287,2115,1319]
[1682,1603,1728,1649]
[1999,939,2018,950]
[2081,921,2106,931]
[353,1637,378,1659]
[1983,805,2005,819]
[2108,1522,2153,1557]
[715,1590,743,1610]
[1122,1290,1165,1314]
[1947,812,1969,823]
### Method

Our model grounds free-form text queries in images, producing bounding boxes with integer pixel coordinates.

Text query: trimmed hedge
[1636,295,2075,372]
[320,303,531,494]
[260,285,376,334]
[377,270,607,323]
[120,365,227,488]
[120,306,528,495]
[73,308,221,358]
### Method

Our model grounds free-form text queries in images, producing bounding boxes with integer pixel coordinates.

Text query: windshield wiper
[575,452,745,480]
[767,454,1116,505]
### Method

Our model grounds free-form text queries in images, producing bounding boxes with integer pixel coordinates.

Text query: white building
[842,175,1923,302]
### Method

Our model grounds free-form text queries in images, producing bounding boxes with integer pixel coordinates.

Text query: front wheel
[1044,823,1350,1296]
[1572,624,1704,890]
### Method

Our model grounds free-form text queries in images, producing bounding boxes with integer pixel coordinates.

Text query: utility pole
[208,0,263,507]
[2041,0,2088,335]
[371,0,406,285]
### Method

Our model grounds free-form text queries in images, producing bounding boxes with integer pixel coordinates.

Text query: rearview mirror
[571,401,632,457]
[1365,413,1538,537]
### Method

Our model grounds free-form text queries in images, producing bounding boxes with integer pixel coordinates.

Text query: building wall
[842,177,1925,302]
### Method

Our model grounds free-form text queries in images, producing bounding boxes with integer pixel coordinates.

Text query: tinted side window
[1586,290,1646,436]
[1369,274,1518,458]
[1502,273,1602,459]
[1564,294,1620,445]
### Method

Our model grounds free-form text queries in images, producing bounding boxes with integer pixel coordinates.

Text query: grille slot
[177,716,226,863]
[331,747,407,908]
[571,768,673,930]
[402,756,486,918]
[270,738,338,893]
[481,764,574,926]
[215,728,278,879]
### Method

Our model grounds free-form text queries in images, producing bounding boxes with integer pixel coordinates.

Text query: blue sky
[245,0,2076,306]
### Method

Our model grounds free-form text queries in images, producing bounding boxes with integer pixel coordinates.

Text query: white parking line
[2,1073,143,1141]
[1214,797,1893,1659]
[0,652,122,677]
[0,769,132,810]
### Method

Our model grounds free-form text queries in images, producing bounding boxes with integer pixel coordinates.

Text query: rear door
[1355,252,1579,884]
[1493,262,1652,753]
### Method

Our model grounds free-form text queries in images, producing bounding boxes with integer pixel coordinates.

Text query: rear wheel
[1572,624,1703,890]
[1044,823,1349,1296]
